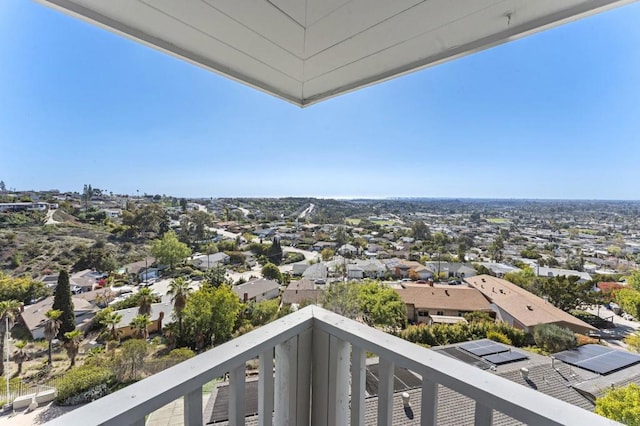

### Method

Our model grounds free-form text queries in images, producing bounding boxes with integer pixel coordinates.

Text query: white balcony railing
[47,306,619,426]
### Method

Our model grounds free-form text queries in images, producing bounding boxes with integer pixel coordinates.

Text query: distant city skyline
[1,2,639,200]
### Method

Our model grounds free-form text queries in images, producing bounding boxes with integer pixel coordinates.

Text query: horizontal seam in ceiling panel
[42,0,303,105]
[265,0,306,28]
[304,0,508,82]
[138,0,304,83]
[304,0,429,59]
[200,0,305,59]
[306,0,354,27]
[301,0,629,105]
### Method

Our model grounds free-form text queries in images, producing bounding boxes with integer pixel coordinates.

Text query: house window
[436,311,444,316]
[417,310,429,317]
[458,311,465,317]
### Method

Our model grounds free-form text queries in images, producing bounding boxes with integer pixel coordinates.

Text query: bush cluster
[56,365,115,405]
[533,324,577,353]
[400,321,526,347]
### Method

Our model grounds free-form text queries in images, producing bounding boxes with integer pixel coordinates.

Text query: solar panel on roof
[459,340,509,357]
[554,344,640,375]
[483,351,528,365]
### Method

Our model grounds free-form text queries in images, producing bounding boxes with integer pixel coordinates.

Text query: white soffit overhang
[37,0,635,107]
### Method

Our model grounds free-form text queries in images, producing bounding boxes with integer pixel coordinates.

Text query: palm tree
[101,311,123,342]
[130,314,152,340]
[44,309,62,365]
[0,300,21,376]
[63,329,83,367]
[136,288,154,316]
[12,341,28,376]
[167,277,191,336]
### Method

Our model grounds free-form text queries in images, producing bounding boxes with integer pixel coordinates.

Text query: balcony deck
[46,306,620,426]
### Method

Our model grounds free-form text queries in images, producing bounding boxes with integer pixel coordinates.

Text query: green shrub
[56,365,115,404]
[400,321,525,347]
[486,330,512,345]
[533,324,577,353]
[166,347,195,362]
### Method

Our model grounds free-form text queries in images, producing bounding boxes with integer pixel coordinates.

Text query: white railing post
[377,358,394,426]
[296,329,313,425]
[184,386,203,426]
[327,335,349,425]
[259,348,275,426]
[275,336,298,425]
[420,379,438,426]
[230,364,246,426]
[350,345,366,426]
[311,328,329,426]
[474,402,493,426]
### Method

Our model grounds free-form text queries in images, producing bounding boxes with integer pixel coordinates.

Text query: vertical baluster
[275,336,298,425]
[184,386,203,426]
[420,379,437,426]
[377,358,394,426]
[311,328,329,426]
[474,402,493,426]
[350,345,366,426]
[327,336,349,425]
[230,364,246,426]
[259,348,274,426]
[297,329,312,425]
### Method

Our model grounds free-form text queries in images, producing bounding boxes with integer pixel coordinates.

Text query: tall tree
[0,180,6,192]
[151,230,192,269]
[0,300,22,376]
[266,237,283,265]
[12,341,28,375]
[101,310,123,342]
[63,329,83,367]
[168,277,191,337]
[411,220,431,240]
[136,287,154,316]
[130,314,152,340]
[44,309,62,365]
[52,269,75,338]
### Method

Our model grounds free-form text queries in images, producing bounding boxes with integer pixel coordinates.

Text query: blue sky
[1,2,639,199]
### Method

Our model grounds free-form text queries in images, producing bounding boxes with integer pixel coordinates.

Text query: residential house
[282,279,322,307]
[465,275,596,334]
[233,279,280,303]
[112,301,173,339]
[425,262,477,279]
[20,296,98,339]
[396,287,493,324]
[337,244,357,257]
[476,262,522,277]
[191,252,230,270]
[302,263,328,283]
[535,266,592,283]
[291,262,309,276]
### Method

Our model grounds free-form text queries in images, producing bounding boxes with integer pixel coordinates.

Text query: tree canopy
[322,280,406,329]
[181,285,242,349]
[261,262,282,282]
[0,272,50,305]
[595,383,640,426]
[151,230,191,269]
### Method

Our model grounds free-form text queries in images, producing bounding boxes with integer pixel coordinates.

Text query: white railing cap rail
[47,306,620,426]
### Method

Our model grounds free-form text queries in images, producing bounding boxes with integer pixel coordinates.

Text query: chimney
[520,367,529,380]
[243,293,249,303]
[158,311,164,331]
[401,392,411,407]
